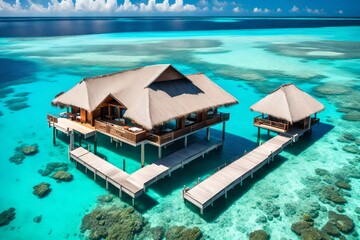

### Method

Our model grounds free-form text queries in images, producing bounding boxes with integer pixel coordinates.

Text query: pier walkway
[70,139,223,204]
[183,129,307,214]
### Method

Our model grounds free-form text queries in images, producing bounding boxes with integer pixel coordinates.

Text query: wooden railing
[47,114,58,125]
[95,120,147,144]
[253,116,289,132]
[147,112,230,145]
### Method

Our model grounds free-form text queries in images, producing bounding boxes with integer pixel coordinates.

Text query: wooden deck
[69,139,223,203]
[183,128,308,214]
[53,117,96,138]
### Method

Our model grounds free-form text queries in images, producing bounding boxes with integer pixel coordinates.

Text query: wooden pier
[69,139,223,204]
[183,128,308,214]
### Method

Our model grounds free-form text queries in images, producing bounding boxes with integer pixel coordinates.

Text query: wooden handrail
[254,117,289,131]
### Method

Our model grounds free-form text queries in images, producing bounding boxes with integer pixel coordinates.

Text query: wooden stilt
[70,130,74,151]
[123,158,126,172]
[52,123,56,146]
[222,122,226,140]
[116,142,118,148]
[257,127,260,144]
[119,189,122,198]
[94,133,97,155]
[184,136,188,147]
[158,146,162,159]
[78,134,82,147]
[106,180,109,190]
[141,143,145,168]
[206,128,210,141]
[267,129,270,136]
[132,198,135,206]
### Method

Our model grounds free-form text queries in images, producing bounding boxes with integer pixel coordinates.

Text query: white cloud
[139,0,196,12]
[253,7,261,13]
[212,6,223,11]
[305,6,324,14]
[213,0,226,7]
[290,5,299,12]
[276,8,282,13]
[0,0,196,14]
[233,6,243,13]
[198,0,207,6]
[253,7,270,13]
[338,9,343,14]
[201,6,208,11]
[117,0,138,11]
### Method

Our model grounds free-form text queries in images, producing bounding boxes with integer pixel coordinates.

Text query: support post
[184,136,188,147]
[132,198,135,206]
[257,127,260,144]
[116,142,118,148]
[70,130,74,151]
[123,158,126,172]
[222,122,226,140]
[119,189,122,198]
[267,129,270,136]
[52,123,56,146]
[94,133,97,155]
[78,134,82,147]
[141,143,145,168]
[106,180,109,190]
[200,208,203,215]
[206,127,210,141]
[158,146,162,159]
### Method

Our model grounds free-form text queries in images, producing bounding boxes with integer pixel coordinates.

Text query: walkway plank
[183,129,307,213]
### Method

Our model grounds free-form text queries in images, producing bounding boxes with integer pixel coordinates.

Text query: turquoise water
[0,25,360,239]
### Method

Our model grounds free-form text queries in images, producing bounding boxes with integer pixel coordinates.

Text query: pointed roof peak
[250,83,325,123]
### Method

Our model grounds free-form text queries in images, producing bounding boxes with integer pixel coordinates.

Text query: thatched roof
[52,64,238,129]
[250,83,325,123]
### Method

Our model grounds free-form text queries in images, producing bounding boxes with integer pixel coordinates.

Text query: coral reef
[81,206,145,240]
[38,162,68,176]
[0,208,16,227]
[328,211,355,234]
[52,170,73,182]
[20,144,38,155]
[249,229,269,240]
[33,215,42,223]
[165,226,202,240]
[33,182,51,198]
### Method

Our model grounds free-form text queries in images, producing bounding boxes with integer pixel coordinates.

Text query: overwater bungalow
[48,64,238,167]
[250,83,325,140]
[183,83,325,214]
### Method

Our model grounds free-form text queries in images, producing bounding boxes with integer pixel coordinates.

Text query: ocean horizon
[0,17,359,240]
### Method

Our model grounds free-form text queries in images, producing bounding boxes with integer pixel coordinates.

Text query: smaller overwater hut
[250,83,325,137]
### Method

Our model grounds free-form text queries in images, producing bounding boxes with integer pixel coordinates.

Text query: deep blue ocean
[0,17,360,240]
[0,17,359,37]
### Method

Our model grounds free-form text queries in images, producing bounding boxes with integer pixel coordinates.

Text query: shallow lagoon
[0,22,359,239]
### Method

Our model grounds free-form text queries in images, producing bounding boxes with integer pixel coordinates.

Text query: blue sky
[0,0,359,16]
